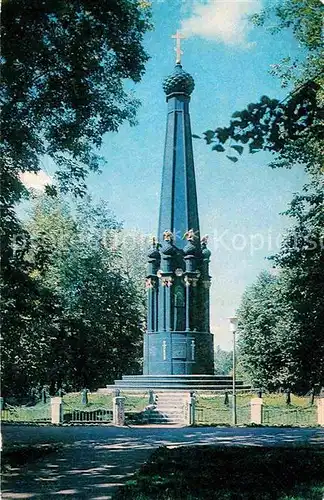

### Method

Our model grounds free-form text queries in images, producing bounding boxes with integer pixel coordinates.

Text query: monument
[111,34,246,391]
[143,31,214,376]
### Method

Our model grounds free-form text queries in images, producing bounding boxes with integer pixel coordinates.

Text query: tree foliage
[238,188,324,393]
[0,1,151,397]
[1,0,151,333]
[217,1,324,392]
[1,197,146,397]
[200,0,323,174]
[1,0,151,201]
[214,346,233,376]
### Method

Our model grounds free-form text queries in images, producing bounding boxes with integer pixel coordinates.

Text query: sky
[28,0,308,350]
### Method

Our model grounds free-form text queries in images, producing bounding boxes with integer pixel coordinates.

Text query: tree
[1,0,151,276]
[200,0,323,176]
[202,0,324,393]
[271,186,324,392]
[214,345,232,376]
[238,188,324,393]
[237,272,286,391]
[0,1,152,396]
[1,0,151,200]
[1,196,146,396]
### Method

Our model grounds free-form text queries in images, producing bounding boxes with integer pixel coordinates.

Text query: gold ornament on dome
[163,230,173,242]
[184,228,197,241]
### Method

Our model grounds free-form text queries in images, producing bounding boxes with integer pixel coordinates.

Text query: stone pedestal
[250,397,263,425]
[113,396,125,426]
[144,331,214,375]
[51,397,63,424]
[187,392,196,425]
[317,398,324,426]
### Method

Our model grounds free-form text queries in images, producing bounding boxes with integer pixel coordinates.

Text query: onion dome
[147,240,160,260]
[183,240,199,257]
[163,64,195,97]
[162,240,177,256]
[201,236,211,259]
[202,245,211,259]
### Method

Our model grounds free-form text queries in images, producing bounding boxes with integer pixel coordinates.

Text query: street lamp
[228,316,238,425]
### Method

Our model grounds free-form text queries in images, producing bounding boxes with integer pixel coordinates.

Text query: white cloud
[20,170,52,191]
[180,0,262,47]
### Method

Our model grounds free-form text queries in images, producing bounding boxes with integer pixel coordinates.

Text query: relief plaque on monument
[172,342,187,359]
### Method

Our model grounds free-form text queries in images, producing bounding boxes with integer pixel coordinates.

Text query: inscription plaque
[173,342,187,359]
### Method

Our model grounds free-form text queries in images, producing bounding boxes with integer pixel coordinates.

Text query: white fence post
[317,398,324,427]
[250,397,263,425]
[113,396,125,426]
[51,397,63,424]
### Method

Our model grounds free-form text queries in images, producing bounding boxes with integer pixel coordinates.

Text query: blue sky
[34,0,308,349]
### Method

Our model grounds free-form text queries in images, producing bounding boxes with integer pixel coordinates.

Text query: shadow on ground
[2,425,324,499]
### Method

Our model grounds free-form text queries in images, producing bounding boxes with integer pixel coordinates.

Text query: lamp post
[228,316,238,425]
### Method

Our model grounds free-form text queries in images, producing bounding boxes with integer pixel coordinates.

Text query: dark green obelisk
[144,33,214,375]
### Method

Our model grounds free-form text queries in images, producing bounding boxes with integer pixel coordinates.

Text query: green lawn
[1,391,149,422]
[114,445,324,499]
[62,391,147,412]
[196,392,314,409]
[1,391,317,426]
[195,393,317,426]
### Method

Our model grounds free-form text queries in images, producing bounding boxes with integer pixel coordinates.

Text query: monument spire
[158,45,198,249]
[142,46,214,376]
[111,39,248,395]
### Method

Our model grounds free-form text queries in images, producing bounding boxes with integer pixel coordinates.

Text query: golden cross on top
[171,30,185,64]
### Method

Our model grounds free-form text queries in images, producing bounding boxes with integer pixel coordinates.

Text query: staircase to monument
[138,391,187,425]
[109,374,251,392]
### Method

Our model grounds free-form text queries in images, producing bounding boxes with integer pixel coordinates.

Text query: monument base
[143,331,214,375]
[106,374,250,392]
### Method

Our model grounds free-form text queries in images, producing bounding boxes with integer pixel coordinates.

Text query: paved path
[2,425,324,499]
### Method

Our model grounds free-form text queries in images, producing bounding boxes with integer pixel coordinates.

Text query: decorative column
[201,235,211,333]
[184,275,191,331]
[183,229,200,332]
[146,238,160,332]
[173,269,185,331]
[159,230,176,332]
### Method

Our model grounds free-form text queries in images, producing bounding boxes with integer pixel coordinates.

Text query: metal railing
[63,408,113,423]
[195,405,250,425]
[263,406,317,427]
[195,403,317,427]
[1,405,51,423]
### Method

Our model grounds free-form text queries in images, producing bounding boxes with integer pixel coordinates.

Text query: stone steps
[107,384,250,391]
[109,374,250,392]
[133,391,189,425]
[137,408,184,425]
